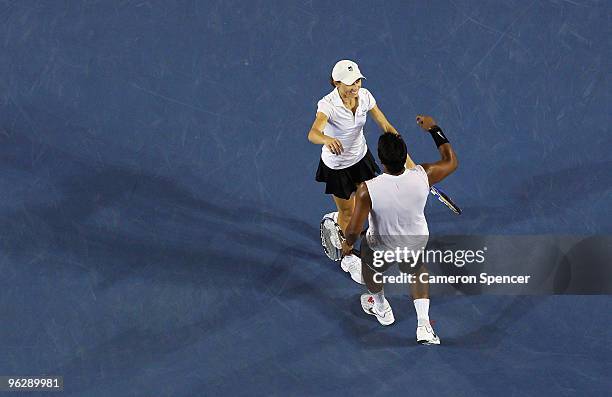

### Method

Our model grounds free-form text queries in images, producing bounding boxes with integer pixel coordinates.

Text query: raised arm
[307,112,343,155]
[416,115,458,186]
[369,105,416,169]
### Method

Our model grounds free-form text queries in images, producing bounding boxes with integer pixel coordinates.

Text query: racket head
[430,186,462,215]
[320,216,345,261]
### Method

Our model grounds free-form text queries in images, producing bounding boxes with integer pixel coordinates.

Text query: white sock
[413,298,430,326]
[372,290,385,311]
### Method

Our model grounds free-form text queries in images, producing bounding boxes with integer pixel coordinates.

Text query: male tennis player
[341,115,458,345]
[308,60,416,284]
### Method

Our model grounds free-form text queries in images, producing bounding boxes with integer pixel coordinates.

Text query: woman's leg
[332,194,355,234]
[332,193,364,284]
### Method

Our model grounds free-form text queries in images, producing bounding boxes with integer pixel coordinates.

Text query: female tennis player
[308,60,415,283]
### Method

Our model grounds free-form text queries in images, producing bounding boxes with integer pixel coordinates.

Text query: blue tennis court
[1,1,610,395]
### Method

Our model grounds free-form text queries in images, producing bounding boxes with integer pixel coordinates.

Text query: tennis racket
[430,185,461,215]
[320,215,345,261]
[320,215,362,261]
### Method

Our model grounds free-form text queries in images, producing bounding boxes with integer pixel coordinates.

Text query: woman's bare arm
[307,112,343,155]
[369,105,416,168]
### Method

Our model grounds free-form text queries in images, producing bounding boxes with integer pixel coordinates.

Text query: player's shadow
[441,296,549,348]
[45,245,359,394]
[278,257,552,351]
[344,295,548,350]
[552,236,612,294]
[0,128,320,288]
[1,127,332,393]
[279,264,426,349]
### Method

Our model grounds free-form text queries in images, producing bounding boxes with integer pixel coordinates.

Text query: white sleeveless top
[316,88,377,169]
[365,165,430,251]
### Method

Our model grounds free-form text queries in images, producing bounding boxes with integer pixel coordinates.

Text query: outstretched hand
[416,115,437,131]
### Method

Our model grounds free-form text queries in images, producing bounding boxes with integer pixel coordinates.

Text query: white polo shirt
[316,87,377,169]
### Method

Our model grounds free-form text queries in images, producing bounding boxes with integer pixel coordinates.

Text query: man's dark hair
[378,133,407,174]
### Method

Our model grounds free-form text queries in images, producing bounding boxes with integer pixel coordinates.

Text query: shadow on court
[1,0,611,395]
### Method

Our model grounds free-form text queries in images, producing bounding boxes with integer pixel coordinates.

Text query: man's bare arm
[416,115,458,186]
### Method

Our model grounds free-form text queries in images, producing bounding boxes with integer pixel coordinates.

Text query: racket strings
[321,219,343,261]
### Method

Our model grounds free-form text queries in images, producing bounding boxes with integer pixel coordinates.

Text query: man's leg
[361,255,383,294]
[399,261,440,345]
[410,264,431,326]
[359,239,394,325]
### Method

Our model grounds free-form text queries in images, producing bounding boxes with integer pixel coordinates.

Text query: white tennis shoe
[360,293,395,326]
[416,323,441,345]
[341,254,364,284]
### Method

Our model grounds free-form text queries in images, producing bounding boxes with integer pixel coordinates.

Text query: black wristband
[428,126,449,147]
